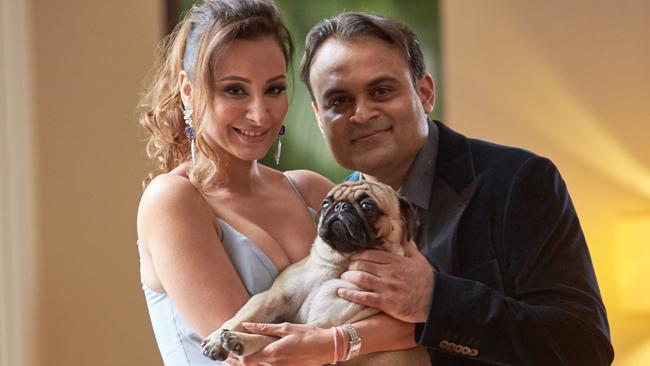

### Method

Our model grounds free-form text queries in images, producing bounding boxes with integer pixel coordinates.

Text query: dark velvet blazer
[349,120,614,365]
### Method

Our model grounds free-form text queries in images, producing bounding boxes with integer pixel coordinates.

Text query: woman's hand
[235,322,333,366]
[228,315,419,365]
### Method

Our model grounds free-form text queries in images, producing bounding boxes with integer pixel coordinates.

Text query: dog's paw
[221,330,245,356]
[201,329,229,361]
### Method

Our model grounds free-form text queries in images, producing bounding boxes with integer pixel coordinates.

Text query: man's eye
[372,87,391,98]
[327,96,348,108]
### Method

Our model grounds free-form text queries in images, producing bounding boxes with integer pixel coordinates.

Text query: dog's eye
[360,200,376,214]
[321,199,331,210]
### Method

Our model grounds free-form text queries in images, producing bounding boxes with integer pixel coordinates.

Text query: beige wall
[1,0,35,365]
[441,1,650,364]
[30,0,163,364]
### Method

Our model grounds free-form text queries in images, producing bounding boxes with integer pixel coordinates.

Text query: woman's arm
[137,174,249,337]
[238,314,417,365]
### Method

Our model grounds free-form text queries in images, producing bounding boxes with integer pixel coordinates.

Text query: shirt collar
[398,119,439,210]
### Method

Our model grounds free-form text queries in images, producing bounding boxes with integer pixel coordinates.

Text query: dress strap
[283,172,310,208]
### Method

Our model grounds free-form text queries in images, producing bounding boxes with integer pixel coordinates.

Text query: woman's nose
[245,96,271,125]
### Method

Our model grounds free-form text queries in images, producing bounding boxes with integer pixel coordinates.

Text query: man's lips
[350,127,392,143]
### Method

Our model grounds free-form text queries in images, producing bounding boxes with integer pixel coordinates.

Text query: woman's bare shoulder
[139,173,203,211]
[137,172,216,244]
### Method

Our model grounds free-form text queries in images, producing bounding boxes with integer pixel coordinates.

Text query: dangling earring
[183,105,196,165]
[274,125,286,165]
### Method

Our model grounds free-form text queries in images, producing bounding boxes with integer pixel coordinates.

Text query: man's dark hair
[299,12,425,100]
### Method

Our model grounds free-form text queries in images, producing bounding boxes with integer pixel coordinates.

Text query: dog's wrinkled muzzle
[319,204,379,253]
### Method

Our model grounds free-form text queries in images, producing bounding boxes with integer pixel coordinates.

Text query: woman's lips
[233,127,269,143]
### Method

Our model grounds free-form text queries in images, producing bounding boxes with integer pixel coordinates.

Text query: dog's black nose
[334,201,352,212]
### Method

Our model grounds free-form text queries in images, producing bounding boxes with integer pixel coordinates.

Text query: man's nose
[349,97,378,124]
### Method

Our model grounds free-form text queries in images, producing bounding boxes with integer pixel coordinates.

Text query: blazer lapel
[416,121,481,274]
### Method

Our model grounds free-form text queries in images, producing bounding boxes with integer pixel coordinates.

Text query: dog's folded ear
[398,195,419,243]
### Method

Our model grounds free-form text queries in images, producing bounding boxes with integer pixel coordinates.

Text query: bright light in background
[616,214,650,312]
[448,9,650,201]
[508,77,650,200]
[472,35,650,201]
[617,339,650,366]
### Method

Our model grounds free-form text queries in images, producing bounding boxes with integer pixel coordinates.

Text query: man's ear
[398,195,419,243]
[416,73,435,114]
[178,70,193,106]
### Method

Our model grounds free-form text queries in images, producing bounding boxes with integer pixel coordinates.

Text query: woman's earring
[274,125,286,165]
[183,105,196,165]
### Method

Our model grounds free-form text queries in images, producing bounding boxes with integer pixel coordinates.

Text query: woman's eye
[224,85,246,96]
[267,85,287,95]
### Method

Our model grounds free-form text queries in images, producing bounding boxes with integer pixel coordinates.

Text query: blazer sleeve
[414,156,614,365]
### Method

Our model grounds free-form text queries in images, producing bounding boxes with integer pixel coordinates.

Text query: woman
[137,1,420,365]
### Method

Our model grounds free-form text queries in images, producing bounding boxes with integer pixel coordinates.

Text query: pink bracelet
[330,327,338,365]
[330,326,350,364]
[338,326,350,361]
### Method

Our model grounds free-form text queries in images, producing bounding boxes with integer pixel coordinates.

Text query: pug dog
[201,181,431,365]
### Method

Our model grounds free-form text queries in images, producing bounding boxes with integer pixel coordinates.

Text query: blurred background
[1,0,648,365]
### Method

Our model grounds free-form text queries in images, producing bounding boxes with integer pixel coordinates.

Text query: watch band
[342,324,361,361]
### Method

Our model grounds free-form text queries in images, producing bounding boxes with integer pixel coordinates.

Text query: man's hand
[338,241,435,323]
[232,322,333,366]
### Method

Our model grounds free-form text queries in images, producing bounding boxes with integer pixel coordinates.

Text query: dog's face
[317,181,417,254]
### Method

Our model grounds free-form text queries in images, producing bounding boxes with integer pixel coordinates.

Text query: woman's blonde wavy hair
[138,0,293,193]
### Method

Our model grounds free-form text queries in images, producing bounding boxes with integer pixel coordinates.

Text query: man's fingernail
[242,322,254,329]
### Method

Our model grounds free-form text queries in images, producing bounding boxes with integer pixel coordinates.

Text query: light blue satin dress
[140,176,316,365]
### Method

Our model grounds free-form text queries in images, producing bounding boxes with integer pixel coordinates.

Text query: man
[245,12,614,365]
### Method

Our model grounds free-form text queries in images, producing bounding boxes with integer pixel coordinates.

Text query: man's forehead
[309,37,409,95]
[309,38,358,75]
[311,37,401,69]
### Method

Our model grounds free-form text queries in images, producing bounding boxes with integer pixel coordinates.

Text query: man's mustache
[348,119,393,141]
